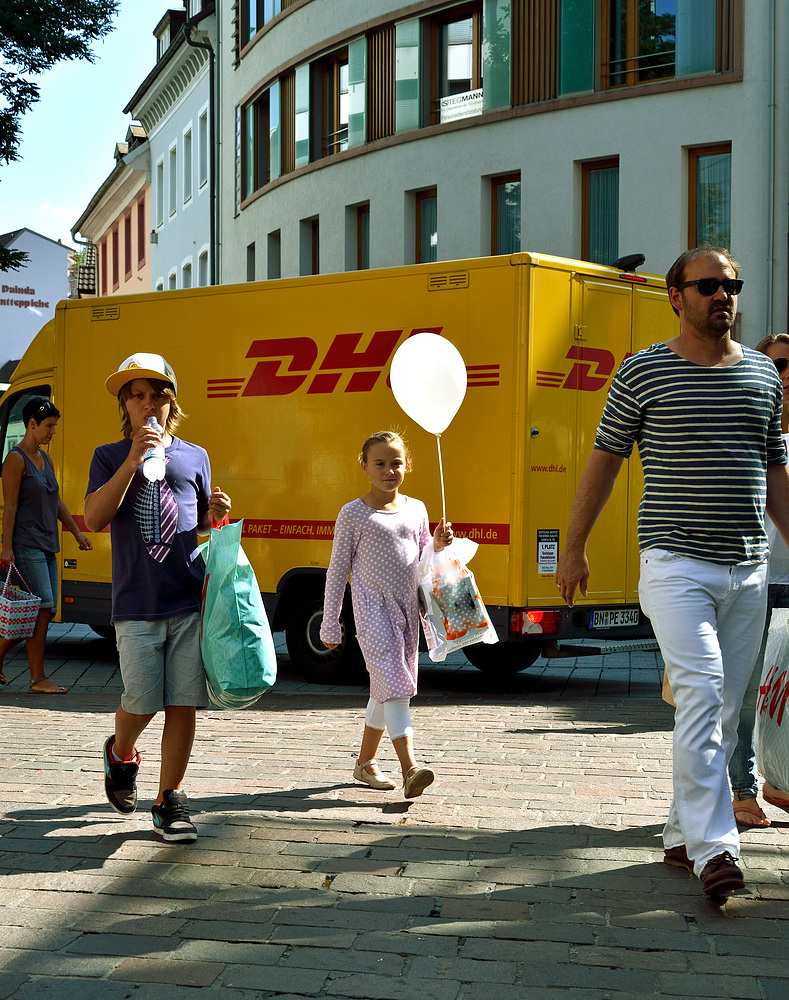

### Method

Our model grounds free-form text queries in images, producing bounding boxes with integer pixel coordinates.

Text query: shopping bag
[417,537,498,662]
[200,518,276,709]
[755,607,789,794]
[0,563,42,640]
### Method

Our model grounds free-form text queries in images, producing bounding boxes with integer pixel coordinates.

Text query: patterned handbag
[0,563,42,640]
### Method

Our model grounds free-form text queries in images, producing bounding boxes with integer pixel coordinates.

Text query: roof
[0,228,70,251]
[0,359,20,382]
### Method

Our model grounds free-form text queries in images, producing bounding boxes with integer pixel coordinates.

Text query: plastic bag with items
[417,537,498,662]
[755,607,789,795]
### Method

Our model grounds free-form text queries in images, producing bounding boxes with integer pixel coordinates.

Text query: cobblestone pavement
[1,625,788,1000]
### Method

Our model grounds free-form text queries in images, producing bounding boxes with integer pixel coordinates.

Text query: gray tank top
[9,447,60,553]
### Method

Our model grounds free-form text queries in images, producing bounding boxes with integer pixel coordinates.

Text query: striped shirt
[594,342,785,565]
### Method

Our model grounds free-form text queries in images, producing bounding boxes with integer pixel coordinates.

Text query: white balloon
[389,332,467,435]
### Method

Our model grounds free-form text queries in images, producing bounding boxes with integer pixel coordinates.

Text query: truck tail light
[510,610,562,636]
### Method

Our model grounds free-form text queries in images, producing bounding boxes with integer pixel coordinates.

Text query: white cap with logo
[105,353,178,397]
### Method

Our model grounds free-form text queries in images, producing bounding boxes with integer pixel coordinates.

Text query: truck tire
[286,590,365,684]
[90,625,116,643]
[463,640,542,674]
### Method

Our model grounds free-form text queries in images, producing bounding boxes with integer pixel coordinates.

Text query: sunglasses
[674,278,743,296]
[774,357,789,374]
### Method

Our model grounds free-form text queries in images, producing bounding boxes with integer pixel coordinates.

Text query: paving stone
[108,957,224,987]
[657,972,763,998]
[221,963,328,992]
[10,978,131,1000]
[323,972,461,1000]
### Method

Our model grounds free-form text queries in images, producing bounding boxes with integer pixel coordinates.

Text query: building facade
[127,5,216,292]
[218,0,788,345]
[71,128,151,298]
[0,229,70,365]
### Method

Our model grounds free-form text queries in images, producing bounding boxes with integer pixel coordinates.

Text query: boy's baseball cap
[105,353,178,397]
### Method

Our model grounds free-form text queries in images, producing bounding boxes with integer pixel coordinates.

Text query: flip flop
[0,672,6,685]
[28,678,68,694]
[763,794,789,816]
[733,803,770,827]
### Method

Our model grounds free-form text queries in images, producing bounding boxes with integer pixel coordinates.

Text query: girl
[320,430,452,798]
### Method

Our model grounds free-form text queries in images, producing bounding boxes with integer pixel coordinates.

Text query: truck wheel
[286,592,365,684]
[90,625,116,643]
[463,640,542,674]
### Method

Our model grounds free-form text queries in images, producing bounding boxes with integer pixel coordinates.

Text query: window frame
[688,141,732,248]
[491,172,521,255]
[415,187,438,264]
[315,47,349,158]
[123,210,132,281]
[581,156,620,265]
[111,225,120,292]
[136,195,146,269]
[357,203,370,270]
[601,0,677,91]
[183,125,193,204]
[427,3,482,127]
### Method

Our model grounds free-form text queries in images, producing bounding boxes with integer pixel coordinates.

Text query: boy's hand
[208,487,232,524]
[433,518,453,552]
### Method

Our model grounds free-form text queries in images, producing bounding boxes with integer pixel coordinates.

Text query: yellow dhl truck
[0,252,678,682]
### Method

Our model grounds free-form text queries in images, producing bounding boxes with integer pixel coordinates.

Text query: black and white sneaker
[103,735,140,815]
[151,789,197,842]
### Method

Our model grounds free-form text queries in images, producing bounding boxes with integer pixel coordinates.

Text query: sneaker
[700,851,744,896]
[663,845,693,872]
[151,789,197,842]
[103,735,140,815]
[403,765,435,799]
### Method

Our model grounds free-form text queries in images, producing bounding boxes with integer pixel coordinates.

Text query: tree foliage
[0,0,119,271]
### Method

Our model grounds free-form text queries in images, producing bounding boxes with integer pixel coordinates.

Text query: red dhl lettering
[207,328,501,397]
[536,348,633,393]
[240,520,510,544]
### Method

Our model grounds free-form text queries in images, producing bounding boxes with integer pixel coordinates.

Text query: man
[556,246,789,897]
[85,353,231,842]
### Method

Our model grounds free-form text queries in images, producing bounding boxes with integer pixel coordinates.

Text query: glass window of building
[198,250,209,287]
[429,5,482,125]
[416,188,438,263]
[198,111,208,188]
[182,262,192,289]
[491,173,521,255]
[184,127,193,203]
[357,204,370,269]
[156,160,164,227]
[689,143,731,247]
[582,158,619,265]
[169,145,177,216]
[315,49,349,157]
[136,196,146,268]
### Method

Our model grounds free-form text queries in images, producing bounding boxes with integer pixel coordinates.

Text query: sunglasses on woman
[674,278,744,296]
[774,357,789,374]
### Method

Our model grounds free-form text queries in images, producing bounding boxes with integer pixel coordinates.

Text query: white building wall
[219,0,788,346]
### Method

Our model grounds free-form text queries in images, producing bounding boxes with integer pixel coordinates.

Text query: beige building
[71,126,151,297]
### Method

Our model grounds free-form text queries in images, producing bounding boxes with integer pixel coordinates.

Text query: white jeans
[639,549,768,875]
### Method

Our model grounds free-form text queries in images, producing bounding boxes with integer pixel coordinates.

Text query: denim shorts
[12,545,58,611]
[114,612,207,714]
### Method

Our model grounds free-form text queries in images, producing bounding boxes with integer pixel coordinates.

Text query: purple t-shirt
[86,436,211,622]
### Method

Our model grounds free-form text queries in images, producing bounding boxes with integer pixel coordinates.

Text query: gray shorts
[114,612,207,715]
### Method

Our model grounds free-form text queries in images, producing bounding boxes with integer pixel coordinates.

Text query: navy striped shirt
[595,342,785,565]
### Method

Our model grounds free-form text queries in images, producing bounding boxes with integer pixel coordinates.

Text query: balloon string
[436,433,446,524]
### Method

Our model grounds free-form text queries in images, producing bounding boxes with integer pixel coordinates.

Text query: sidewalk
[0,626,787,1000]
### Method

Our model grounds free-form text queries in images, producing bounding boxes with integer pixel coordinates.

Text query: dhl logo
[207,329,500,398]
[536,347,631,392]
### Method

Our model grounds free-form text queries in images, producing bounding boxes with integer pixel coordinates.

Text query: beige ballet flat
[403,765,435,799]
[353,758,397,790]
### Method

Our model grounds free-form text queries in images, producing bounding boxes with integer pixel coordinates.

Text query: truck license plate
[590,609,640,629]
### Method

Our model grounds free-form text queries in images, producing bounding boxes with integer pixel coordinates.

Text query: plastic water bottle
[142,416,166,481]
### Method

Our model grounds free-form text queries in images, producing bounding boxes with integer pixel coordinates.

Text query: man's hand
[555,545,589,608]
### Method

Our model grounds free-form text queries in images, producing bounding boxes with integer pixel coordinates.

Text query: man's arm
[766,463,789,550]
[555,448,625,607]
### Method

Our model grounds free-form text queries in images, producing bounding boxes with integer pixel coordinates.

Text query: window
[268,230,281,279]
[198,249,209,287]
[582,158,619,265]
[112,225,119,291]
[156,159,164,227]
[357,204,370,270]
[169,145,177,216]
[300,217,319,275]
[603,0,676,88]
[314,49,349,157]
[137,196,146,268]
[428,5,482,126]
[168,270,177,290]
[491,173,521,255]
[1,386,53,463]
[198,110,208,188]
[415,188,438,263]
[243,88,275,197]
[182,261,192,289]
[247,242,256,281]
[184,127,193,203]
[100,240,107,296]
[156,280,164,292]
[241,0,283,47]
[124,211,132,281]
[689,143,731,247]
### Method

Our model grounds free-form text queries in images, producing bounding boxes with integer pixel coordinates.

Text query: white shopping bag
[755,607,789,794]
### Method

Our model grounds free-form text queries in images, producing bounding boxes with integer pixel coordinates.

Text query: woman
[729,333,789,824]
[0,397,92,692]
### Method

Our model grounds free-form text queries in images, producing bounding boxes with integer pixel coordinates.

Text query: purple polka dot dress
[320,497,431,701]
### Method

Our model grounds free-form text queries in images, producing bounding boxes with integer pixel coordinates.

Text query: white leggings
[365,696,413,740]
